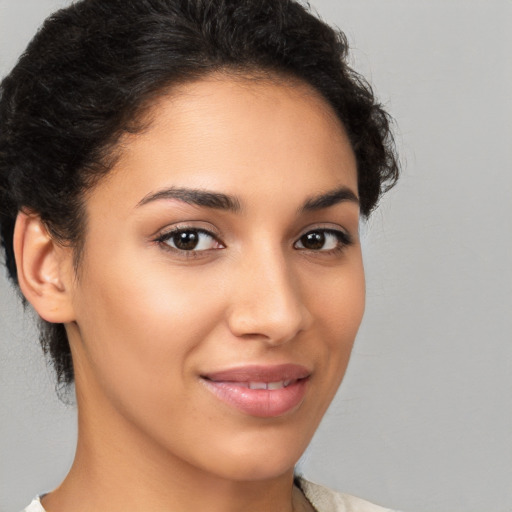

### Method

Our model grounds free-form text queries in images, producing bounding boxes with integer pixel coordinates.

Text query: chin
[219,457,297,483]
[198,430,308,483]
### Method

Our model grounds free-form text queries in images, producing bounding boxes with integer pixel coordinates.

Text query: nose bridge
[227,240,310,344]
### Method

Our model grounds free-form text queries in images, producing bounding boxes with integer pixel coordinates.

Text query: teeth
[210,378,299,389]
[249,382,268,390]
[247,380,294,390]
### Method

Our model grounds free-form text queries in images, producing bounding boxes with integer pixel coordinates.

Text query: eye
[294,229,352,252]
[157,228,223,252]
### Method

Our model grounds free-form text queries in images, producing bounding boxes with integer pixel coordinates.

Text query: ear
[13,212,76,323]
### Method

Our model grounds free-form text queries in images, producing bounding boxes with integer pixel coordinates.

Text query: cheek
[72,248,226,401]
[327,272,365,348]
[309,252,365,337]
[306,254,365,388]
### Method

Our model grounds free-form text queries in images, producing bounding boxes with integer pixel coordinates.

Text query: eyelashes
[154,225,353,258]
[294,229,352,253]
[156,228,224,253]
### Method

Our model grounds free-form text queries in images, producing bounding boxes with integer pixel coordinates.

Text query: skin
[15,75,365,512]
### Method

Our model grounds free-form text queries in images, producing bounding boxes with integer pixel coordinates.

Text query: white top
[22,479,398,512]
[300,479,397,512]
[22,497,45,512]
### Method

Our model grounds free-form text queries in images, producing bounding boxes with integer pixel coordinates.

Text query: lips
[200,364,310,418]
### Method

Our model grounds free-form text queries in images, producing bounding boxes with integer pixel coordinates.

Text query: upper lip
[201,364,311,383]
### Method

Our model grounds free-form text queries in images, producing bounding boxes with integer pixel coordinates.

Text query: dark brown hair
[0,0,399,385]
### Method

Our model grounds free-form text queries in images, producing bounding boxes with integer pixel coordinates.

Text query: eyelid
[153,220,222,240]
[296,223,352,240]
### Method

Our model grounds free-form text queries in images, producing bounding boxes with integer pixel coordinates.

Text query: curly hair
[0,0,399,385]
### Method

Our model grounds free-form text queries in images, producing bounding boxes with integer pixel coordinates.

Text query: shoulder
[298,478,399,512]
[21,496,46,512]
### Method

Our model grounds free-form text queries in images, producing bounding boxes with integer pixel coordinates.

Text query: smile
[200,364,310,418]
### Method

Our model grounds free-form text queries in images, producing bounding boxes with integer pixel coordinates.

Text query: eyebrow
[137,187,242,212]
[136,185,359,213]
[299,186,359,213]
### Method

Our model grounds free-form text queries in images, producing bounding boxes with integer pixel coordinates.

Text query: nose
[226,245,312,345]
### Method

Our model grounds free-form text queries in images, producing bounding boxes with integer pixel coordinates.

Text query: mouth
[200,364,311,418]
[219,379,296,390]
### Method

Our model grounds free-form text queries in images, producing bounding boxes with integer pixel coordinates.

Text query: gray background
[1,1,511,511]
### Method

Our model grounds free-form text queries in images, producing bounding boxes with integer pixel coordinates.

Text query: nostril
[227,301,309,345]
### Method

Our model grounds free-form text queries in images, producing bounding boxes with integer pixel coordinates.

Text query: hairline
[69,67,352,278]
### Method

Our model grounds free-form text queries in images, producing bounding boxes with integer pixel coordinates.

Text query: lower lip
[201,378,309,418]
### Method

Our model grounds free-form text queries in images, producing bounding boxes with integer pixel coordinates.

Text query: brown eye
[294,229,351,252]
[158,228,223,252]
[299,231,326,250]
[172,231,200,250]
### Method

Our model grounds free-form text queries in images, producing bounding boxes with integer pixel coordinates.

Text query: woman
[0,1,399,511]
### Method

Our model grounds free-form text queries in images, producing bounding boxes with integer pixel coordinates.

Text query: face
[66,75,365,482]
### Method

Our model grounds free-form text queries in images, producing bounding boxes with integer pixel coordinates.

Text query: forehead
[89,74,357,213]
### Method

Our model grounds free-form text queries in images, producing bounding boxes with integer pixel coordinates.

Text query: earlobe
[13,212,76,323]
